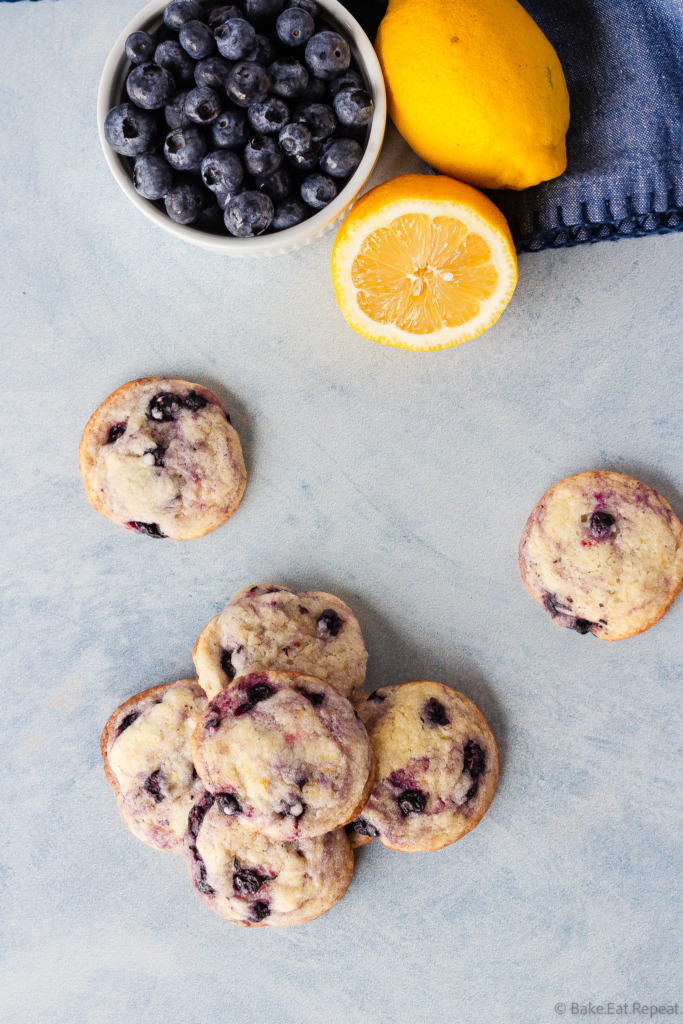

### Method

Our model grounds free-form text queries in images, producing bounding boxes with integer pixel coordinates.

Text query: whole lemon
[375,0,570,190]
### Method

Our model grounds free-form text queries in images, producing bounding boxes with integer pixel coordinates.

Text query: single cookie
[349,681,499,853]
[193,584,368,701]
[101,679,207,853]
[519,471,683,640]
[184,791,354,927]
[192,670,375,841]
[79,377,246,540]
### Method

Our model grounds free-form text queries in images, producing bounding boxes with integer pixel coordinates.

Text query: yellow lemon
[375,0,570,190]
[331,174,518,351]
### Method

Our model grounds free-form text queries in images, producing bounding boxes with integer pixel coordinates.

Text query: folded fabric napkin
[345,0,683,252]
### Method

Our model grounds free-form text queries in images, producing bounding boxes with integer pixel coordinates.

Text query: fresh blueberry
[185,86,223,124]
[144,769,164,802]
[269,57,309,98]
[233,865,267,894]
[463,740,485,779]
[290,0,319,18]
[396,789,427,816]
[320,137,362,177]
[246,35,276,65]
[208,5,244,30]
[155,40,196,83]
[104,103,158,156]
[165,90,192,129]
[226,61,271,106]
[316,608,342,637]
[211,107,249,148]
[126,31,156,65]
[118,710,140,734]
[194,55,233,91]
[243,134,282,175]
[271,196,308,230]
[165,178,207,223]
[589,510,616,538]
[215,18,257,60]
[276,7,315,47]
[327,69,363,98]
[164,0,206,30]
[278,121,312,155]
[301,173,337,209]
[347,817,380,838]
[333,87,373,127]
[254,168,291,201]
[421,698,450,727]
[201,149,244,192]
[245,0,285,21]
[224,191,274,235]
[217,792,241,815]
[294,101,336,140]
[127,63,176,110]
[250,900,270,923]
[148,391,181,421]
[106,422,126,444]
[305,30,350,79]
[221,649,237,679]
[133,153,173,200]
[164,127,208,170]
[184,390,208,411]
[180,20,217,59]
[127,521,167,538]
[287,139,321,171]
[248,96,290,134]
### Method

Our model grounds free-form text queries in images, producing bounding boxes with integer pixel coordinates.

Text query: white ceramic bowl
[97,0,386,256]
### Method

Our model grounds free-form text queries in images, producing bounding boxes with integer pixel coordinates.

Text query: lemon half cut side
[331,174,518,352]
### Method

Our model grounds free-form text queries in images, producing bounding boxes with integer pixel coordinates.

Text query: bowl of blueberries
[98,0,386,255]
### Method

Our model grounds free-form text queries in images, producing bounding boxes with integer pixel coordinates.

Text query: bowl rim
[97,0,386,255]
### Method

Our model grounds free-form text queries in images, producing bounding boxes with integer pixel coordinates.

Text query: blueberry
[105,104,158,156]
[146,444,167,467]
[164,127,208,170]
[127,521,167,537]
[243,134,282,175]
[106,422,126,444]
[421,698,450,727]
[133,153,173,200]
[215,185,244,210]
[118,710,140,734]
[248,96,290,134]
[589,510,616,538]
[250,900,270,923]
[276,7,315,47]
[269,57,309,98]
[299,689,324,707]
[301,173,337,209]
[165,90,192,129]
[290,0,319,18]
[165,178,207,223]
[278,121,312,155]
[316,608,342,637]
[210,108,248,149]
[148,392,181,421]
[463,740,485,779]
[396,789,427,816]
[279,795,306,817]
[254,168,291,202]
[347,817,380,838]
[271,197,308,230]
[245,0,285,21]
[333,87,373,127]
[573,618,595,635]
[126,31,156,65]
[301,75,325,101]
[180,20,217,59]
[233,865,267,894]
[305,30,350,80]
[217,792,241,815]
[185,86,223,124]
[246,35,276,65]
[235,680,277,710]
[221,649,237,679]
[544,592,569,618]
[215,18,257,60]
[224,190,274,235]
[320,137,362,177]
[184,390,208,411]
[327,69,363,98]
[155,40,196,83]
[295,101,336,140]
[194,55,233,91]
[164,0,206,29]
[208,4,244,29]
[144,769,164,802]
[127,63,176,110]
[226,61,271,106]
[287,140,321,171]
[201,149,244,192]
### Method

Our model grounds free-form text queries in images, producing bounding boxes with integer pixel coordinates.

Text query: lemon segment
[332,174,518,351]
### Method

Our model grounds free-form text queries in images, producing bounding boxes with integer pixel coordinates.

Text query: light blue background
[1,3,681,1023]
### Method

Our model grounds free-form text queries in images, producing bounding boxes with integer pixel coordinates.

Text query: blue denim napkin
[344,0,683,252]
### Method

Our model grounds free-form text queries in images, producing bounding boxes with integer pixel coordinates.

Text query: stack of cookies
[102,584,499,927]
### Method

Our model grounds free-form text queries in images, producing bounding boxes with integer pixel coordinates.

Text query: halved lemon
[331,174,518,351]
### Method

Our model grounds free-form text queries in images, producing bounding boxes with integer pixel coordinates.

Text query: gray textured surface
[1,3,682,1022]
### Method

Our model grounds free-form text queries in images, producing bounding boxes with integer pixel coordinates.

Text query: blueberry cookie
[184,791,354,927]
[101,679,207,853]
[192,670,375,841]
[348,681,499,853]
[519,471,683,640]
[192,584,368,701]
[79,377,246,540]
